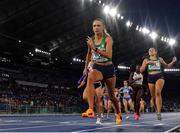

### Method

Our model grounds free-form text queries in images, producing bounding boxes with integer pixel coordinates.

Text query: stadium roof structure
[0,0,179,69]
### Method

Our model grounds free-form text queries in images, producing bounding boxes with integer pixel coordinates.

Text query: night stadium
[0,0,180,132]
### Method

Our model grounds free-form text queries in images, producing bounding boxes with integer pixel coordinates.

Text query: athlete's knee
[87,75,95,83]
[83,94,87,100]
[155,90,161,97]
[99,102,103,107]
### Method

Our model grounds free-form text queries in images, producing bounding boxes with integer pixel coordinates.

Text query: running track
[0,113,179,132]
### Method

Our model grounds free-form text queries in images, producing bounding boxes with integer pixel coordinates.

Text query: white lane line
[71,123,165,133]
[72,116,180,132]
[73,124,157,132]
[29,121,47,123]
[4,120,22,123]
[0,113,173,124]
[60,122,71,124]
[0,121,116,126]
[0,121,106,131]
[0,116,178,125]
[0,114,179,132]
[154,123,164,126]
[71,124,131,133]
[0,120,82,126]
[140,116,180,124]
[164,125,180,133]
[1,115,179,124]
[0,124,63,131]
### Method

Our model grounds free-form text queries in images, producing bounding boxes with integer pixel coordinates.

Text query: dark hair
[136,64,141,67]
[148,47,159,58]
[124,80,129,84]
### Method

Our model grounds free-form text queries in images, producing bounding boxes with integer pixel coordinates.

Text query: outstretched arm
[160,57,177,68]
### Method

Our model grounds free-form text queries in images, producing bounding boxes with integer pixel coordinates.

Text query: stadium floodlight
[98,0,101,4]
[126,21,132,27]
[103,5,110,14]
[34,48,51,55]
[136,25,139,30]
[142,27,150,34]
[35,48,38,52]
[139,27,142,32]
[117,13,121,19]
[89,0,93,2]
[118,65,130,70]
[150,32,158,40]
[109,8,117,17]
[121,16,124,20]
[164,69,180,72]
[73,58,76,61]
[168,38,176,46]
[161,36,164,41]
